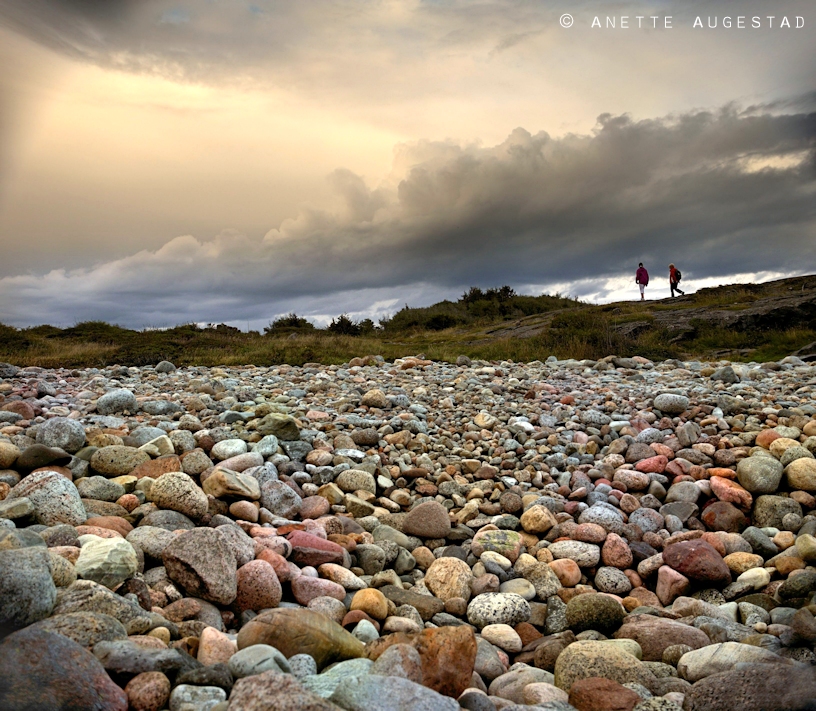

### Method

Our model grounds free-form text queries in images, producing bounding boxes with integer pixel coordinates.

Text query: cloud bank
[1,101,813,328]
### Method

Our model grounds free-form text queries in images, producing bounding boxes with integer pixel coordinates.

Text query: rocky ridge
[1,352,816,711]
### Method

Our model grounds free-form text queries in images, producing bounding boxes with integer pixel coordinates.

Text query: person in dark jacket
[635,263,649,300]
[669,263,684,297]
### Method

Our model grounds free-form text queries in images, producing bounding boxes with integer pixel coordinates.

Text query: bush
[327,314,361,336]
[265,313,315,334]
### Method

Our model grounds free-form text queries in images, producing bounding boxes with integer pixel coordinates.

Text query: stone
[488,667,556,704]
[162,528,238,605]
[36,417,86,453]
[0,546,57,630]
[148,471,208,519]
[203,468,261,500]
[7,470,87,526]
[662,539,731,585]
[614,615,715,661]
[554,641,656,692]
[125,671,171,711]
[74,537,138,589]
[370,643,424,683]
[256,413,301,441]
[52,580,153,634]
[653,394,689,415]
[565,593,626,634]
[91,446,150,477]
[403,500,451,538]
[367,625,477,698]
[235,559,282,612]
[0,627,127,711]
[549,540,601,567]
[467,592,531,629]
[524,561,564,599]
[328,674,459,711]
[677,641,795,682]
[197,627,237,666]
[568,677,641,711]
[93,640,184,675]
[350,588,388,620]
[236,608,365,670]
[520,505,558,533]
[32,611,128,648]
[786,458,816,491]
[168,684,226,711]
[681,664,816,711]
[228,644,291,677]
[97,389,138,415]
[480,624,522,653]
[425,556,473,601]
[736,456,783,493]
[259,480,302,519]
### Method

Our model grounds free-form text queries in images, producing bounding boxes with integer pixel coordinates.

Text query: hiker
[635,263,649,300]
[669,263,685,297]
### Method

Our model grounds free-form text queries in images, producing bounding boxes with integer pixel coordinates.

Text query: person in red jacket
[669,263,685,297]
[635,263,649,300]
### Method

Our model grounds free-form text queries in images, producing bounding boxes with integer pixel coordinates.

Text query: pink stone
[665,459,693,478]
[291,575,346,605]
[197,627,236,665]
[287,530,345,567]
[300,496,331,520]
[635,455,668,474]
[252,536,292,558]
[235,560,282,612]
[217,452,264,472]
[256,550,299,582]
[601,533,633,569]
[710,476,752,509]
[656,565,690,606]
[650,443,674,458]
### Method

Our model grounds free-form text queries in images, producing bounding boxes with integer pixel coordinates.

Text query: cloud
[0,101,813,328]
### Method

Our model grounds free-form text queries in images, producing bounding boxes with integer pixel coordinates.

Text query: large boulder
[161,528,237,605]
[7,470,87,526]
[237,608,365,670]
[0,547,57,633]
[0,627,127,710]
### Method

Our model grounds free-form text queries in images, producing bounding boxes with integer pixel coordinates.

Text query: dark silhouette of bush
[265,313,315,334]
[327,314,361,335]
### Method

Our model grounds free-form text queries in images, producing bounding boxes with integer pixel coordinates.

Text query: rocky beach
[1,352,816,711]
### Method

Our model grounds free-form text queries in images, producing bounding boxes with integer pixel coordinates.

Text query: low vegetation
[1,278,813,367]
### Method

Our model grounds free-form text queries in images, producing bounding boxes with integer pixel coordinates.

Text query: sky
[0,0,813,329]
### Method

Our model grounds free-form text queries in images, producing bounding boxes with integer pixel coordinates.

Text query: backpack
[675,269,682,282]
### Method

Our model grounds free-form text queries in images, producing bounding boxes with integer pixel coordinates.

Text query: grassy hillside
[1,277,814,367]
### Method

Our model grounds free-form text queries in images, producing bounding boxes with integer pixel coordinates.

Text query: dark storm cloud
[0,101,813,327]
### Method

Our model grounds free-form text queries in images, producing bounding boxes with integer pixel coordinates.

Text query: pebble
[0,353,815,708]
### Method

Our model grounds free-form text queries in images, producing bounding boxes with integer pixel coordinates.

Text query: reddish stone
[662,539,731,585]
[710,477,752,509]
[756,429,781,449]
[291,575,345,605]
[84,515,133,537]
[701,501,747,532]
[74,525,122,538]
[125,671,170,711]
[601,533,633,569]
[700,532,727,557]
[130,455,182,480]
[256,550,299,583]
[367,625,476,698]
[32,465,73,479]
[656,565,691,605]
[287,530,345,567]
[162,598,202,623]
[614,614,710,661]
[665,459,693,478]
[342,610,380,631]
[515,622,543,646]
[573,523,607,543]
[568,677,640,711]
[0,627,127,711]
[327,534,357,552]
[635,455,668,474]
[235,560,282,612]
[707,467,738,480]
[2,401,36,420]
[301,496,331,520]
[115,494,140,512]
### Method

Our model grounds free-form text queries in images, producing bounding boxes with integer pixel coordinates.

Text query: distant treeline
[266,286,578,335]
